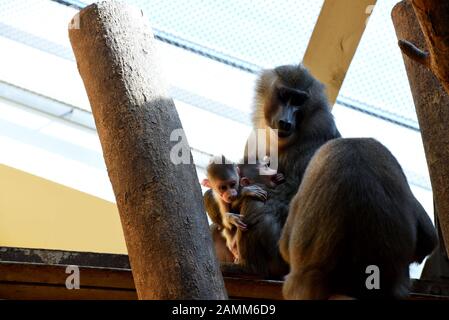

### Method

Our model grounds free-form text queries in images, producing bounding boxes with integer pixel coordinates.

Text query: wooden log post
[397,0,449,94]
[392,1,449,256]
[68,1,227,299]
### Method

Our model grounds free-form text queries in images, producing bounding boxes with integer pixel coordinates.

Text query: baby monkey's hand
[241,185,268,202]
[225,212,247,231]
[272,173,286,185]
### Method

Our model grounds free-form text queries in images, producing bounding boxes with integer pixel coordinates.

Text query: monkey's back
[284,137,425,299]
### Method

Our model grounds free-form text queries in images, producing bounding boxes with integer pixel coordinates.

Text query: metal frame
[43,0,420,131]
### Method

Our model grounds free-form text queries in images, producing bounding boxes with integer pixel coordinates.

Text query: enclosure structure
[390,1,449,282]
[1,0,449,299]
[68,1,226,300]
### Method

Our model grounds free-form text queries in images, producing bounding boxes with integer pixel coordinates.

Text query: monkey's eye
[230,182,236,189]
[219,185,227,192]
[277,87,288,102]
[290,90,309,106]
[290,96,304,107]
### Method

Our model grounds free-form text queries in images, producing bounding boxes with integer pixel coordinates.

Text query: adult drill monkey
[250,64,340,174]
[280,138,437,299]
[226,64,341,278]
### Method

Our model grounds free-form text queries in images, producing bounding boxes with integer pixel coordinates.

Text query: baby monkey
[202,155,284,262]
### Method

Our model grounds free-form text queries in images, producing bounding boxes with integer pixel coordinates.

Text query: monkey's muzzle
[277,120,294,138]
[278,130,293,138]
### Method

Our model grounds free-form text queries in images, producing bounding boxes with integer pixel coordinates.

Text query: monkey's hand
[241,185,268,202]
[272,173,286,185]
[225,212,247,231]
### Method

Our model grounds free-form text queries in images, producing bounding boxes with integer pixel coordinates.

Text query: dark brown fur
[280,138,437,299]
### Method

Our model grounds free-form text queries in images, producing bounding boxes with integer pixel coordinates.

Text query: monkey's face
[265,84,309,144]
[214,179,239,203]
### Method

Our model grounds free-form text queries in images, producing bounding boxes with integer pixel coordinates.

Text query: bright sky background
[0,0,433,277]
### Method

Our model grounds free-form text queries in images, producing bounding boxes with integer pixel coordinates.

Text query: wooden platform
[0,247,448,300]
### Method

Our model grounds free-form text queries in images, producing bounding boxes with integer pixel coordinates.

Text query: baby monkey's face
[215,178,239,203]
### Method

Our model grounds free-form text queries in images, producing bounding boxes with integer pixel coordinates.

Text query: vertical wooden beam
[303,0,377,106]
[69,1,227,299]
[392,1,449,257]
[398,0,449,94]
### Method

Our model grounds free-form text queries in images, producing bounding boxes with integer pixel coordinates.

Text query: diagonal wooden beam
[303,0,377,106]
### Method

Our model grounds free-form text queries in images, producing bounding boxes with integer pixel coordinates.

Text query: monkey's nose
[278,120,292,132]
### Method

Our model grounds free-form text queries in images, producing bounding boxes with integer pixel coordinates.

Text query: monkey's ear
[240,177,251,187]
[201,179,211,188]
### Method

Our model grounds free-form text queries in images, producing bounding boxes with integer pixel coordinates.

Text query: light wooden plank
[303,0,377,106]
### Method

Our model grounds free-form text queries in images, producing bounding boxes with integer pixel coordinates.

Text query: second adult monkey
[280,138,437,299]
[232,64,340,278]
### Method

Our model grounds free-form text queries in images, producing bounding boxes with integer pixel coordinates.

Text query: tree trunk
[392,1,449,257]
[68,1,227,299]
[397,0,449,94]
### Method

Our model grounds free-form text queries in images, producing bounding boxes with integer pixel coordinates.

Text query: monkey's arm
[231,185,268,212]
[233,197,289,279]
[226,185,267,231]
[210,223,234,263]
[204,190,247,231]
[203,189,224,227]
[223,212,248,231]
[272,173,286,185]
